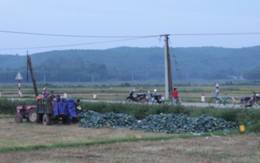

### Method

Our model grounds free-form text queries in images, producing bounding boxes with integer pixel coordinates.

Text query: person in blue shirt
[42,87,49,98]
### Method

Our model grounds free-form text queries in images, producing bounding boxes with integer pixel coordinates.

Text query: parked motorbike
[148,93,165,104]
[240,90,260,108]
[125,92,148,104]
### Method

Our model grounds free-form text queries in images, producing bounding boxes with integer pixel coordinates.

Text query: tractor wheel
[15,114,23,123]
[42,114,51,125]
[29,109,39,123]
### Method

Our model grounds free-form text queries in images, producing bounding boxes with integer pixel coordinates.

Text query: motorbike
[125,92,148,104]
[148,93,165,104]
[240,90,260,108]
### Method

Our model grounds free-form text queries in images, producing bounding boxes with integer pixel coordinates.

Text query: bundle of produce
[130,113,237,133]
[78,111,237,133]
[78,110,136,128]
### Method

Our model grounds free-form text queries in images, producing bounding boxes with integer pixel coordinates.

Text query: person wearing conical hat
[42,87,49,98]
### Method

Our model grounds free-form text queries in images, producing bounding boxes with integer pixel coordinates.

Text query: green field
[0,82,259,102]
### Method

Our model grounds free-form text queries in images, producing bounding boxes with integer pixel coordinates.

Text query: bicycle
[208,93,236,108]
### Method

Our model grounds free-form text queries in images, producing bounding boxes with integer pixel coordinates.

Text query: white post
[164,34,173,100]
[15,72,23,100]
[201,94,205,103]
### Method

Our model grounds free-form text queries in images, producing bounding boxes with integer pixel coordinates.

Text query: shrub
[0,98,36,115]
[0,98,18,114]
[236,109,260,133]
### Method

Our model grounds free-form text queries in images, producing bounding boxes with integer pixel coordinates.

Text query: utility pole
[27,51,39,97]
[164,34,173,99]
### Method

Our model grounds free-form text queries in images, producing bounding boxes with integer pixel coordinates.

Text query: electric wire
[0,36,156,50]
[170,32,260,36]
[1,29,260,38]
[0,29,160,38]
[1,29,260,51]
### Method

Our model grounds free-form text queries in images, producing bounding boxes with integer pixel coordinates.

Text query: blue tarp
[60,101,69,115]
[53,98,77,117]
[68,98,77,118]
[53,101,60,116]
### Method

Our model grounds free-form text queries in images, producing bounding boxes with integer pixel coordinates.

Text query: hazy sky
[0,0,259,55]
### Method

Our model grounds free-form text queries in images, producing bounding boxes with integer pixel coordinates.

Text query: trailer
[15,54,78,125]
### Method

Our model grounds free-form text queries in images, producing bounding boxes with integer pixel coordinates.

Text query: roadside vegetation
[1,98,259,133]
[1,83,260,132]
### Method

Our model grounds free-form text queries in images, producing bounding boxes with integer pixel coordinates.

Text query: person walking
[214,83,220,98]
[172,88,179,104]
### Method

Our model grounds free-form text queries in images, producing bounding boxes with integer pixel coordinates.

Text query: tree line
[0,46,260,83]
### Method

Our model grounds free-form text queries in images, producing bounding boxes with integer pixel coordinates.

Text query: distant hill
[0,46,260,83]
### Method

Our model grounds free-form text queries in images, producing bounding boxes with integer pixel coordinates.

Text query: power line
[0,36,156,50]
[0,29,160,38]
[170,32,260,36]
[0,30,259,51]
[1,29,260,38]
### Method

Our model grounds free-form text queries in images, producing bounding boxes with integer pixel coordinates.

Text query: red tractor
[15,104,37,123]
[15,54,79,125]
[15,99,53,125]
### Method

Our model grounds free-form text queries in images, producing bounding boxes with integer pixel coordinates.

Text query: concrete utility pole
[164,34,173,99]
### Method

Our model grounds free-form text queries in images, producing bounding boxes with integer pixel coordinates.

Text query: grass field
[1,84,259,102]
[0,118,259,163]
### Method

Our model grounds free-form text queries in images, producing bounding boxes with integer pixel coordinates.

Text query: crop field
[0,84,259,103]
[0,118,259,163]
[0,84,260,162]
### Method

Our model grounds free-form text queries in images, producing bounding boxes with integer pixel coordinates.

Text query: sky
[0,0,260,55]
